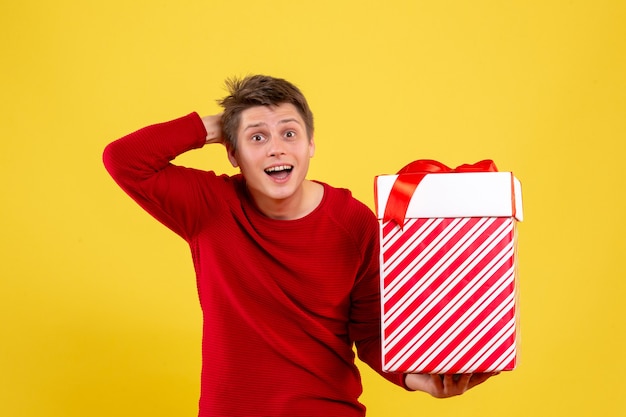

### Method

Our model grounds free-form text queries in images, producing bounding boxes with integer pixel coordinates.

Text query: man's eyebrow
[243,122,266,131]
[242,118,302,131]
[278,118,302,125]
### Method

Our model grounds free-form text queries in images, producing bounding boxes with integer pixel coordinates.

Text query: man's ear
[308,135,315,158]
[227,146,239,168]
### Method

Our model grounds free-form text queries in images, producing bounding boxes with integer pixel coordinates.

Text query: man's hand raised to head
[201,113,224,145]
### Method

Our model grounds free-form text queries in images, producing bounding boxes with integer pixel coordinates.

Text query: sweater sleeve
[348,204,410,390]
[102,112,213,240]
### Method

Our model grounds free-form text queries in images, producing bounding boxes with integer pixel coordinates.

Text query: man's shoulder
[178,170,245,208]
[192,170,243,189]
[323,182,372,206]
[320,182,377,227]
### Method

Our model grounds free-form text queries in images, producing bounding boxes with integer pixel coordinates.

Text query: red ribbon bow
[383,159,498,226]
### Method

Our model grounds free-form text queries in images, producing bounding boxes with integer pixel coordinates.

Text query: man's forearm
[103,112,208,186]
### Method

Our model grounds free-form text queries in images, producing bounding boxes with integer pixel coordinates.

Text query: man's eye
[285,131,296,138]
[251,134,264,142]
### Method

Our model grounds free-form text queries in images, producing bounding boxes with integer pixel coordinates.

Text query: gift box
[375,160,523,374]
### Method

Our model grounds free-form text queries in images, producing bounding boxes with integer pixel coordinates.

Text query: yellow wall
[2,1,625,416]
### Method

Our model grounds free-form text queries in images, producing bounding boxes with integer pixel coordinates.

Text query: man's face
[228,103,315,213]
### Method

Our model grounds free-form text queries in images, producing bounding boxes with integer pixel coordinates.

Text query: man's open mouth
[264,165,293,180]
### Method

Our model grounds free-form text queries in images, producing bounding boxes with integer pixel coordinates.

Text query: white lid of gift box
[376,171,523,222]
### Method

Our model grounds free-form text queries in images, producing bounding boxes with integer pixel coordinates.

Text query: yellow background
[2,1,625,416]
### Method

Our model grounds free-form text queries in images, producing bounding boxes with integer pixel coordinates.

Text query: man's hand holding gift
[405,372,500,398]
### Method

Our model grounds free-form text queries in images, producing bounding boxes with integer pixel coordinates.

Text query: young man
[103,75,495,416]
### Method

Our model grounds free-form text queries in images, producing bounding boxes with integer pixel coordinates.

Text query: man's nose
[267,135,287,156]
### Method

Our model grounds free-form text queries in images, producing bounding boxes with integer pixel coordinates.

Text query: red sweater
[103,113,406,416]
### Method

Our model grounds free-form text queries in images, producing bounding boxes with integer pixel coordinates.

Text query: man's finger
[432,374,444,391]
[457,373,472,388]
[469,372,499,389]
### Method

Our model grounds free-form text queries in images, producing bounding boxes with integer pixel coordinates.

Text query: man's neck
[253,180,324,220]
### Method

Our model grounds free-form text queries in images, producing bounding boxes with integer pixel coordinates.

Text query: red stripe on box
[381,217,518,373]
[383,218,505,339]
[382,217,486,313]
[383,218,477,313]
[404,241,515,371]
[383,221,509,363]
[410,285,515,373]
[410,289,507,359]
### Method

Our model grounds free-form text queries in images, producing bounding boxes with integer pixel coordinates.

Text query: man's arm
[346,204,499,397]
[103,112,224,239]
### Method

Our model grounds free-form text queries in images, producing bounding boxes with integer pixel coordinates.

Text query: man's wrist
[201,114,223,144]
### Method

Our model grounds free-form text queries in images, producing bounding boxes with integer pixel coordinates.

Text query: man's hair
[218,75,314,150]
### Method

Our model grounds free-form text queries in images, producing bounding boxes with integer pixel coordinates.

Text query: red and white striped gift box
[376,164,523,374]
